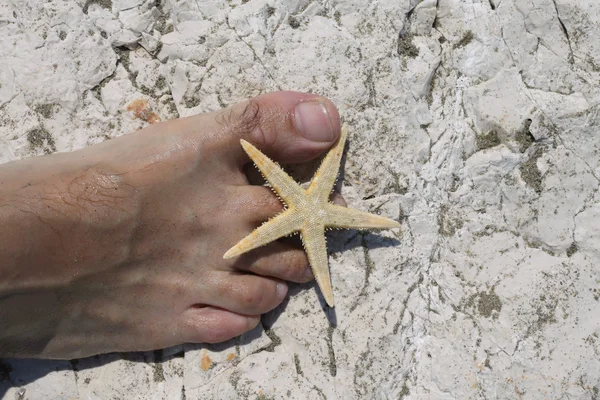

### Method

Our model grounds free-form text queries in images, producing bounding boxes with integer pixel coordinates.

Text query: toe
[213,91,342,167]
[200,272,288,316]
[230,186,286,223]
[232,242,313,283]
[180,306,260,344]
[330,191,347,207]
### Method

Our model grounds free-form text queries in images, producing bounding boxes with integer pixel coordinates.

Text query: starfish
[223,123,400,307]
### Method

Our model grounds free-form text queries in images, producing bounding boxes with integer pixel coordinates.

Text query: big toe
[213,91,342,166]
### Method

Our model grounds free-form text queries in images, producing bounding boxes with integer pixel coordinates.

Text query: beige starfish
[223,123,400,307]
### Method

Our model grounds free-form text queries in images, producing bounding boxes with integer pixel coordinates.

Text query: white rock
[0,360,77,399]
[113,0,143,13]
[140,31,160,53]
[411,0,437,36]
[119,6,161,34]
[575,204,600,257]
[1,0,600,398]
[101,75,134,115]
[183,323,272,390]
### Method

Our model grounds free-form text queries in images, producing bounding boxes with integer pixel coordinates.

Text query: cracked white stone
[139,31,160,53]
[1,0,600,398]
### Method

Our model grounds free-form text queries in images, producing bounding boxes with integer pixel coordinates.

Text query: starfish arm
[301,224,335,307]
[324,204,401,230]
[306,123,349,202]
[223,210,302,259]
[240,140,306,205]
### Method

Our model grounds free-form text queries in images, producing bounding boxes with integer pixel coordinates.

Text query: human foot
[0,91,341,359]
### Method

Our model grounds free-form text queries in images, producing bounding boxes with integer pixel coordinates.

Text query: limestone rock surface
[1,0,600,398]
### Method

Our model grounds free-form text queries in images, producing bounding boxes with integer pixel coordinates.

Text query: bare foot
[0,91,341,359]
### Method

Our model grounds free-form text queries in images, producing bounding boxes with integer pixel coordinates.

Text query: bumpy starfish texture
[223,123,400,307]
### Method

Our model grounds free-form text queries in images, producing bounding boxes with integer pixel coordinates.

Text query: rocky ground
[1,0,599,398]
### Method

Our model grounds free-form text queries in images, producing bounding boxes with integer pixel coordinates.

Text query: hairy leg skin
[0,91,341,359]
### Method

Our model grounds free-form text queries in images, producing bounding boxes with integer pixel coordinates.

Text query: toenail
[247,316,260,330]
[294,100,335,142]
[276,282,288,299]
[302,267,314,281]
